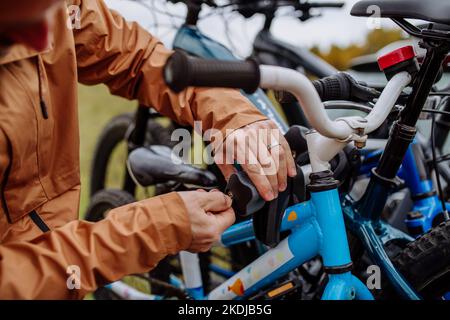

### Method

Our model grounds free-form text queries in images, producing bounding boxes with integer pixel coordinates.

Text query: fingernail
[279,183,287,192]
[289,168,297,177]
[266,191,275,201]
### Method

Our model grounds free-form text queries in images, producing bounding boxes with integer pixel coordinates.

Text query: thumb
[212,207,236,234]
[198,190,232,212]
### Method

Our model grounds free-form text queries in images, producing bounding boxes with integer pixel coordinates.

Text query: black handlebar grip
[276,73,379,103]
[226,171,265,217]
[313,74,349,101]
[163,51,260,94]
[275,73,352,103]
[310,2,345,8]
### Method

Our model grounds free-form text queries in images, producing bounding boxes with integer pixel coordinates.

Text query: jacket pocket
[29,210,50,233]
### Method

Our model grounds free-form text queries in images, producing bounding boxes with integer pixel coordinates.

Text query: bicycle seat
[127,145,217,187]
[351,0,450,26]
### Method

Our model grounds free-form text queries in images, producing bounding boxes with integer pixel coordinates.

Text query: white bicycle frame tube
[106,281,156,300]
[307,133,349,172]
[179,251,203,294]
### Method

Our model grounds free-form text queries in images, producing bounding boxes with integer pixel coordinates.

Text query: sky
[105,0,400,58]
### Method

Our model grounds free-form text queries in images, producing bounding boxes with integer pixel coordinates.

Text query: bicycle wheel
[392,220,450,299]
[84,189,214,299]
[89,113,133,196]
[89,112,175,197]
[84,189,136,299]
[85,189,136,222]
[85,189,187,299]
[378,220,450,299]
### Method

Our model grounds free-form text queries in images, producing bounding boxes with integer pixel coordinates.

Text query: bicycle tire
[89,113,134,196]
[390,220,450,299]
[84,189,136,299]
[372,220,450,300]
[89,112,175,196]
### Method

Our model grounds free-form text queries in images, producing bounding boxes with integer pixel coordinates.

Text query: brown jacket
[0,0,266,299]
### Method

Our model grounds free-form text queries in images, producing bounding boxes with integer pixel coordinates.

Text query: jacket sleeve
[0,192,192,299]
[72,0,267,141]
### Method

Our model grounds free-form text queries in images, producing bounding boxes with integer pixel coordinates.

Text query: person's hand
[179,189,235,253]
[213,120,296,201]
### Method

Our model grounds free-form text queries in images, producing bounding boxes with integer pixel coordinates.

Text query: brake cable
[428,92,450,96]
[430,111,450,221]
[421,108,450,163]
[423,108,450,115]
[398,106,450,221]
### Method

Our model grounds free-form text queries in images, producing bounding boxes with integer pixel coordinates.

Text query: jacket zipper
[0,137,13,223]
[40,100,49,119]
[36,56,49,119]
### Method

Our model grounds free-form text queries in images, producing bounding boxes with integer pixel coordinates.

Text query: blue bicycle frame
[209,187,373,300]
[174,25,446,238]
[173,25,419,299]
[361,137,449,236]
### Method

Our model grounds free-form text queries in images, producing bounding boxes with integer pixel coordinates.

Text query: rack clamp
[335,117,368,149]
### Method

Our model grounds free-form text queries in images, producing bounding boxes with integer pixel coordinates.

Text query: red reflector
[378,46,416,71]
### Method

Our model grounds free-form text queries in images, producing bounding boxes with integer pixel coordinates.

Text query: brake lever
[349,76,381,103]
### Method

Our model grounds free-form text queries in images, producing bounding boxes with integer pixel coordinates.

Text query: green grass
[78,84,135,217]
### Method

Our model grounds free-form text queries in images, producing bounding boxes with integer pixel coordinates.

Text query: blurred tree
[311,28,405,70]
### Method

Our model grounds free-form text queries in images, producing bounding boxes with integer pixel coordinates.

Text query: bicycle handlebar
[307,2,345,8]
[163,51,412,140]
[168,0,344,16]
[228,0,345,7]
[259,66,411,138]
[164,51,260,93]
[169,0,344,7]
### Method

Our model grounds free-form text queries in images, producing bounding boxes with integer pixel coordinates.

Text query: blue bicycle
[88,0,450,300]
[158,0,450,300]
